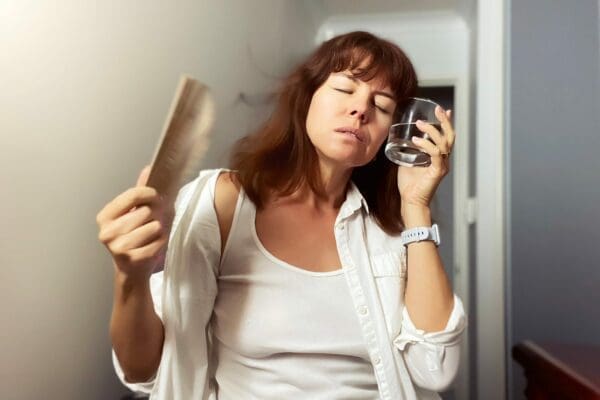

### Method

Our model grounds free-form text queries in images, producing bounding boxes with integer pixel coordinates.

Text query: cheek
[373,124,391,146]
[306,91,335,135]
[366,124,392,157]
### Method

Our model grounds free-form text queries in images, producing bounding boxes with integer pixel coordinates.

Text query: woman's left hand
[397,106,456,208]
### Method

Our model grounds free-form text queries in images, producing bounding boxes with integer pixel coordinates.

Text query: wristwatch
[400,223,441,247]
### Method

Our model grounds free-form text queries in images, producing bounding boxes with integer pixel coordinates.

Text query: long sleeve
[112,272,164,393]
[393,294,466,392]
[110,169,224,398]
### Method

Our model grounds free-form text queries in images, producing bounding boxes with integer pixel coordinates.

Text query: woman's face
[305,69,396,169]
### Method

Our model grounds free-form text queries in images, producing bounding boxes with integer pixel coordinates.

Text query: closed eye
[373,100,390,114]
[334,88,353,94]
[335,87,390,114]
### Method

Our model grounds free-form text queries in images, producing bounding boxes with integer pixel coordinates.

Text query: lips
[334,127,365,142]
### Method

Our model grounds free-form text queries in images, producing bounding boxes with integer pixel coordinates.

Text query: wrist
[114,269,151,303]
[401,204,432,228]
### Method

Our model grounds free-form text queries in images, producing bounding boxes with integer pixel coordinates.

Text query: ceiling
[318,0,460,16]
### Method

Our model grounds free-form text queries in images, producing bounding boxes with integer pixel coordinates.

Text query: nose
[349,104,370,124]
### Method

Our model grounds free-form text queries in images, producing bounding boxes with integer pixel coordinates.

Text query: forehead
[330,70,392,92]
[331,52,393,90]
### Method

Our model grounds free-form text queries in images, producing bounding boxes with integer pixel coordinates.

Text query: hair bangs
[328,38,413,104]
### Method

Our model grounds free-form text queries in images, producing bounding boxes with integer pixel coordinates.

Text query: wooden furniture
[513,341,600,400]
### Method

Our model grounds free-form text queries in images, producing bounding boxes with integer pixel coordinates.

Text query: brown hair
[229,31,418,234]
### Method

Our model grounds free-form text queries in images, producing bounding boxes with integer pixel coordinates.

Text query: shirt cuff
[112,350,156,394]
[393,295,466,370]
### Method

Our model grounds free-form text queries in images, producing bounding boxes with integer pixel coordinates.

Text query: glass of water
[384,97,442,167]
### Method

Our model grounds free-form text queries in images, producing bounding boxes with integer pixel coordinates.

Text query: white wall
[0,1,317,398]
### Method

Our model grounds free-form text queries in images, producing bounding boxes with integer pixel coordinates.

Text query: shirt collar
[343,180,370,216]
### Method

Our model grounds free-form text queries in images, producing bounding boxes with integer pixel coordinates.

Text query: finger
[108,220,165,256]
[435,106,456,149]
[122,235,168,266]
[137,165,152,187]
[416,120,450,154]
[96,186,159,226]
[119,235,169,265]
[411,136,446,169]
[98,205,155,243]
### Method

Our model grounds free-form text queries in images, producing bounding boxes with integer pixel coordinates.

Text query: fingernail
[416,119,423,125]
[412,136,422,142]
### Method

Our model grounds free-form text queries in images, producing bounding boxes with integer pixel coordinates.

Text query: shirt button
[338,225,345,230]
[358,306,368,315]
[373,357,382,365]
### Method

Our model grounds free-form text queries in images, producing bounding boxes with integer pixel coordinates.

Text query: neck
[317,162,353,209]
[271,161,353,212]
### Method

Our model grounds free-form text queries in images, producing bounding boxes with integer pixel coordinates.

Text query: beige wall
[0,1,318,398]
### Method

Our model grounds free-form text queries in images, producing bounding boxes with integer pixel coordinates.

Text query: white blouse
[212,184,379,399]
[112,168,467,400]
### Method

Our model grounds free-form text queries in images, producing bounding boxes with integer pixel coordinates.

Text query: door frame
[475,0,507,399]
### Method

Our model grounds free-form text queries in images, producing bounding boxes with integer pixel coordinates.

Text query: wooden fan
[147,75,216,203]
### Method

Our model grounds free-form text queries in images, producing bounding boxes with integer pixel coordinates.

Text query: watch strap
[400,223,441,247]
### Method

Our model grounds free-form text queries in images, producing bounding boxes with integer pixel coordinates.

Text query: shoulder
[214,171,241,252]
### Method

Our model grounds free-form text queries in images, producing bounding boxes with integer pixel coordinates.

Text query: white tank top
[211,188,380,400]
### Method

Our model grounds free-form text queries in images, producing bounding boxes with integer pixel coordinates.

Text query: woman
[97,31,466,400]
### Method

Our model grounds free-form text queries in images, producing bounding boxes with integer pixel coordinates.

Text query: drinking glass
[384,97,442,167]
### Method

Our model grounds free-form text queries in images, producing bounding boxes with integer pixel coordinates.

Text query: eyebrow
[338,73,395,100]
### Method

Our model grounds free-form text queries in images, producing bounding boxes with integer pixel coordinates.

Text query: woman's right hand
[96,165,173,282]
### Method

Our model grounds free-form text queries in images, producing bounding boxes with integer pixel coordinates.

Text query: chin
[321,153,369,169]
